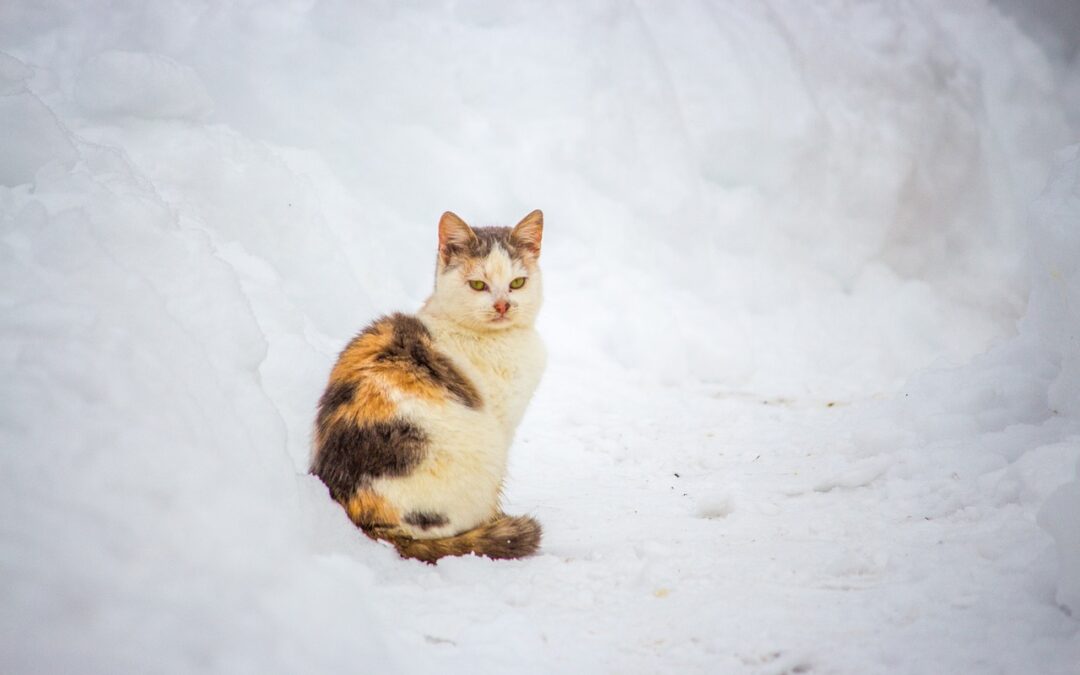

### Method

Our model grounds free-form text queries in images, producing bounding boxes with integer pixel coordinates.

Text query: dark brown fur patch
[311,420,427,501]
[442,226,527,266]
[315,380,357,432]
[403,511,450,530]
[376,313,482,409]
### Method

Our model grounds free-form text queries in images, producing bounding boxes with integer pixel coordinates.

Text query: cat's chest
[439,329,544,429]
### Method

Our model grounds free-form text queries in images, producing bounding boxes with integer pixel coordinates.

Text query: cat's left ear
[511,209,543,258]
[439,211,477,264]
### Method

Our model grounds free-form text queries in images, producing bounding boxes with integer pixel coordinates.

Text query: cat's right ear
[438,211,476,264]
[511,209,543,258]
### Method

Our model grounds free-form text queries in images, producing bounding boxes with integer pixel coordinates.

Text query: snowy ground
[2,2,1080,673]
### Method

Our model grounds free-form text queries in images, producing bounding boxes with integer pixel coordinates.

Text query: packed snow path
[458,364,1078,673]
[3,2,1080,673]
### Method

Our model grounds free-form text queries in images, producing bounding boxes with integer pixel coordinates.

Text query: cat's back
[319,312,482,428]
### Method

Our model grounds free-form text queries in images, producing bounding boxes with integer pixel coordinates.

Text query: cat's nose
[493,300,510,315]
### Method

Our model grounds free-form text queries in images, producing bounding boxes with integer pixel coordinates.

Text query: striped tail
[370,514,542,564]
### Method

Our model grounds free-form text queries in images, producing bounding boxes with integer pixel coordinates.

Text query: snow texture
[1,1,1079,673]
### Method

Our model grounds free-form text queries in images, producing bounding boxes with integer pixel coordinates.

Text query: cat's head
[427,210,544,331]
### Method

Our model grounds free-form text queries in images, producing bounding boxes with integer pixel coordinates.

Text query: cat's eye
[509,277,527,290]
[468,280,488,291]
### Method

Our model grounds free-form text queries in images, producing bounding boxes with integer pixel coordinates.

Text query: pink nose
[493,300,510,315]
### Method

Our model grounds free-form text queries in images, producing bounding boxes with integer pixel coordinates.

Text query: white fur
[370,240,545,539]
[423,245,543,332]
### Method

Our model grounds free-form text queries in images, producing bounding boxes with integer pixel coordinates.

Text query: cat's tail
[371,513,542,564]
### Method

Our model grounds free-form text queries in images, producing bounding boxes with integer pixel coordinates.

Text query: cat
[311,210,546,563]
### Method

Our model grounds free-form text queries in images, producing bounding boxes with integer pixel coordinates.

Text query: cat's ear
[511,209,543,258]
[438,211,477,264]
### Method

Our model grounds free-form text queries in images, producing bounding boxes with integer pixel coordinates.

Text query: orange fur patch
[369,360,447,403]
[344,490,400,528]
[326,316,461,411]
[321,378,396,434]
[329,324,392,381]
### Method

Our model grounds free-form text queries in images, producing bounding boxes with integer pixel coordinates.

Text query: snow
[1042,457,1080,617]
[2,1,1079,673]
[75,50,214,121]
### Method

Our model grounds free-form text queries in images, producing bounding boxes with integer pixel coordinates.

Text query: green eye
[509,277,527,290]
[468,280,488,291]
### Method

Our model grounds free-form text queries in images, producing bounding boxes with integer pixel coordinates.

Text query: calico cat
[311,210,546,563]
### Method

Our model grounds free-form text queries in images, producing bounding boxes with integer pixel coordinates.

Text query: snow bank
[4,0,1076,397]
[1029,146,1080,616]
[75,50,214,121]
[0,53,77,186]
[1026,146,1080,418]
[0,77,399,672]
[851,144,1080,617]
[1041,459,1080,615]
